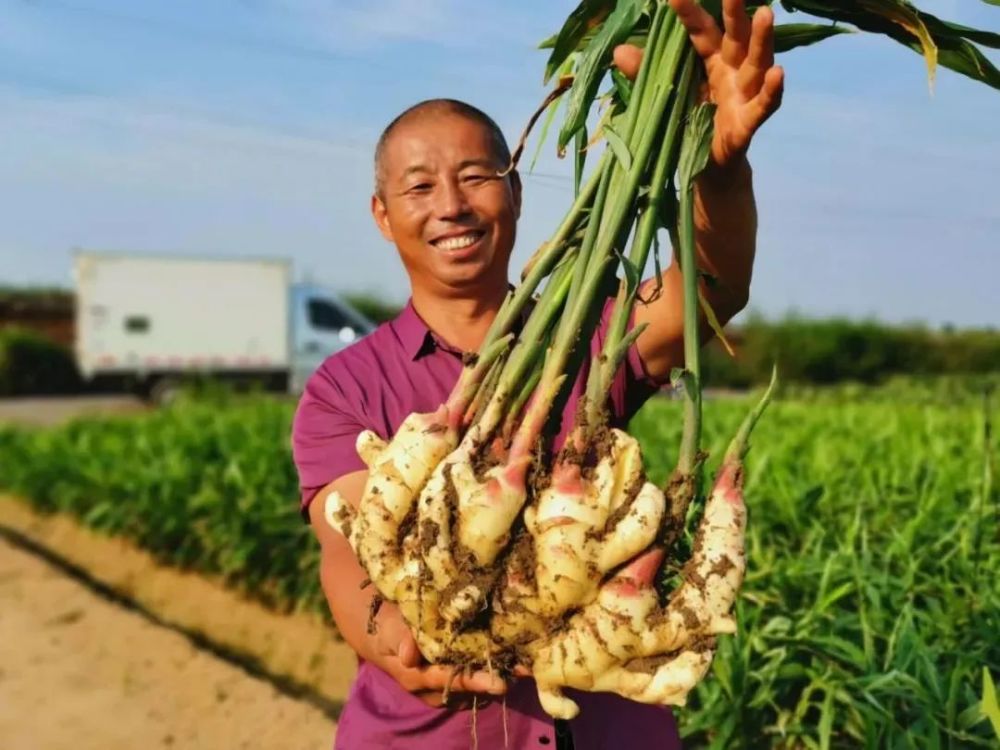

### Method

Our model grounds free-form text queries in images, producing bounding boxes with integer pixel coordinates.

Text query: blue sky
[1,0,998,328]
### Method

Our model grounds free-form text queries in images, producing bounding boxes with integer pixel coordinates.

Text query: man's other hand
[376,615,508,707]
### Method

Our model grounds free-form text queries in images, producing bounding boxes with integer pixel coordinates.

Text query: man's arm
[633,158,756,382]
[307,471,506,706]
[624,0,782,382]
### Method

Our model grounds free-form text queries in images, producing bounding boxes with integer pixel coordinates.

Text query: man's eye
[463,174,491,184]
[407,183,433,193]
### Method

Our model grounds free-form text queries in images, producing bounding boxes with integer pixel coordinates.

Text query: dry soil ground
[0,395,149,428]
[0,535,337,750]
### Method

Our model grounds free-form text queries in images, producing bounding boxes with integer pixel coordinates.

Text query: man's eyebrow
[401,164,432,179]
[457,159,500,171]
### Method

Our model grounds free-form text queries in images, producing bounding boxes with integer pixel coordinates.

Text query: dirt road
[0,535,337,750]
[0,395,149,428]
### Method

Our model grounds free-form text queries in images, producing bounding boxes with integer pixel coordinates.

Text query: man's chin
[433,260,507,292]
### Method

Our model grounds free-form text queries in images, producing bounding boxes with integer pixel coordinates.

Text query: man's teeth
[436,233,480,251]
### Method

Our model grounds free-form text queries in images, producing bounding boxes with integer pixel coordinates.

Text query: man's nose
[435,179,471,220]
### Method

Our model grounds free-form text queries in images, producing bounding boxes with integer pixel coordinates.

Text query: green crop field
[1,381,997,748]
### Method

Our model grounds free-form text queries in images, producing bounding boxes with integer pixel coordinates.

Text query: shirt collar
[393,299,435,361]
[393,288,526,362]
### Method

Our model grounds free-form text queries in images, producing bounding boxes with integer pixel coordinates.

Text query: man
[293,1,783,747]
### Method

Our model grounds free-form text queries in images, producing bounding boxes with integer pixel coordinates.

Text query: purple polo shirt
[292,297,682,750]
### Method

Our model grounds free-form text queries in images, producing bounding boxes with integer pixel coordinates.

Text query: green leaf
[921,17,1000,49]
[528,78,567,173]
[909,35,1000,91]
[618,252,640,296]
[670,367,695,392]
[610,67,633,106]
[816,580,855,612]
[781,0,1000,90]
[775,23,856,53]
[573,125,587,195]
[602,123,633,171]
[542,0,615,84]
[678,102,716,192]
[983,668,1000,740]
[698,289,735,357]
[818,688,835,750]
[558,0,647,149]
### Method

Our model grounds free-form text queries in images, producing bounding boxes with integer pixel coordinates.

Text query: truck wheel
[149,377,182,407]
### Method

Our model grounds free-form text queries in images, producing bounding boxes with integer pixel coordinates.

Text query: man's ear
[371,193,395,243]
[509,170,523,221]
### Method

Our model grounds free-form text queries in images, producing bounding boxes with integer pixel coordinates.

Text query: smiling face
[371,108,521,298]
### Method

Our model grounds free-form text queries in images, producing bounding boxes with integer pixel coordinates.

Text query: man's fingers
[744,6,775,81]
[419,665,507,696]
[458,670,508,695]
[668,0,723,61]
[397,638,421,668]
[612,44,643,82]
[745,66,785,129]
[721,0,752,67]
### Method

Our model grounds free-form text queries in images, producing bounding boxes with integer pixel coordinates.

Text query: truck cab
[290,283,376,393]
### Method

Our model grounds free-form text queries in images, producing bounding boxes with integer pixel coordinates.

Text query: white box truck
[73,250,375,402]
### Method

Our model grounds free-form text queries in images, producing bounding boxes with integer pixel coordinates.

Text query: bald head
[374,99,511,198]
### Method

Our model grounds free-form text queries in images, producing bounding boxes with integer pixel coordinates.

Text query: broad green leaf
[921,17,1000,49]
[602,123,633,171]
[780,1,935,80]
[909,36,1000,91]
[558,0,646,150]
[857,0,938,86]
[775,23,856,53]
[781,0,1000,90]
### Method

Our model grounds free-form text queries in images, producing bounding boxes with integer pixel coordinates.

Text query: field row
[1,385,997,747]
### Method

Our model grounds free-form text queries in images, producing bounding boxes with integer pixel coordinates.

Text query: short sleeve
[291,367,369,519]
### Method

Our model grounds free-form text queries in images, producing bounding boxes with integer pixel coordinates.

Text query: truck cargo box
[74,251,291,379]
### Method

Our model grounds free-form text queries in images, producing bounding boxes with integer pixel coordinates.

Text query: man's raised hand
[613,0,784,170]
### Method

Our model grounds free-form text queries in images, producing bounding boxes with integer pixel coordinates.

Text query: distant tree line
[341,293,1000,388]
[703,313,1000,388]
[2,289,997,394]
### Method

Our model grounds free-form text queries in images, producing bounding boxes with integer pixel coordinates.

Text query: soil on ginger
[0,536,336,750]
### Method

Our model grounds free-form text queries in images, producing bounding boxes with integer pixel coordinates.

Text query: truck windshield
[307,298,372,333]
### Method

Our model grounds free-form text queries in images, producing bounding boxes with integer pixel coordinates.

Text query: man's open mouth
[431,230,485,252]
